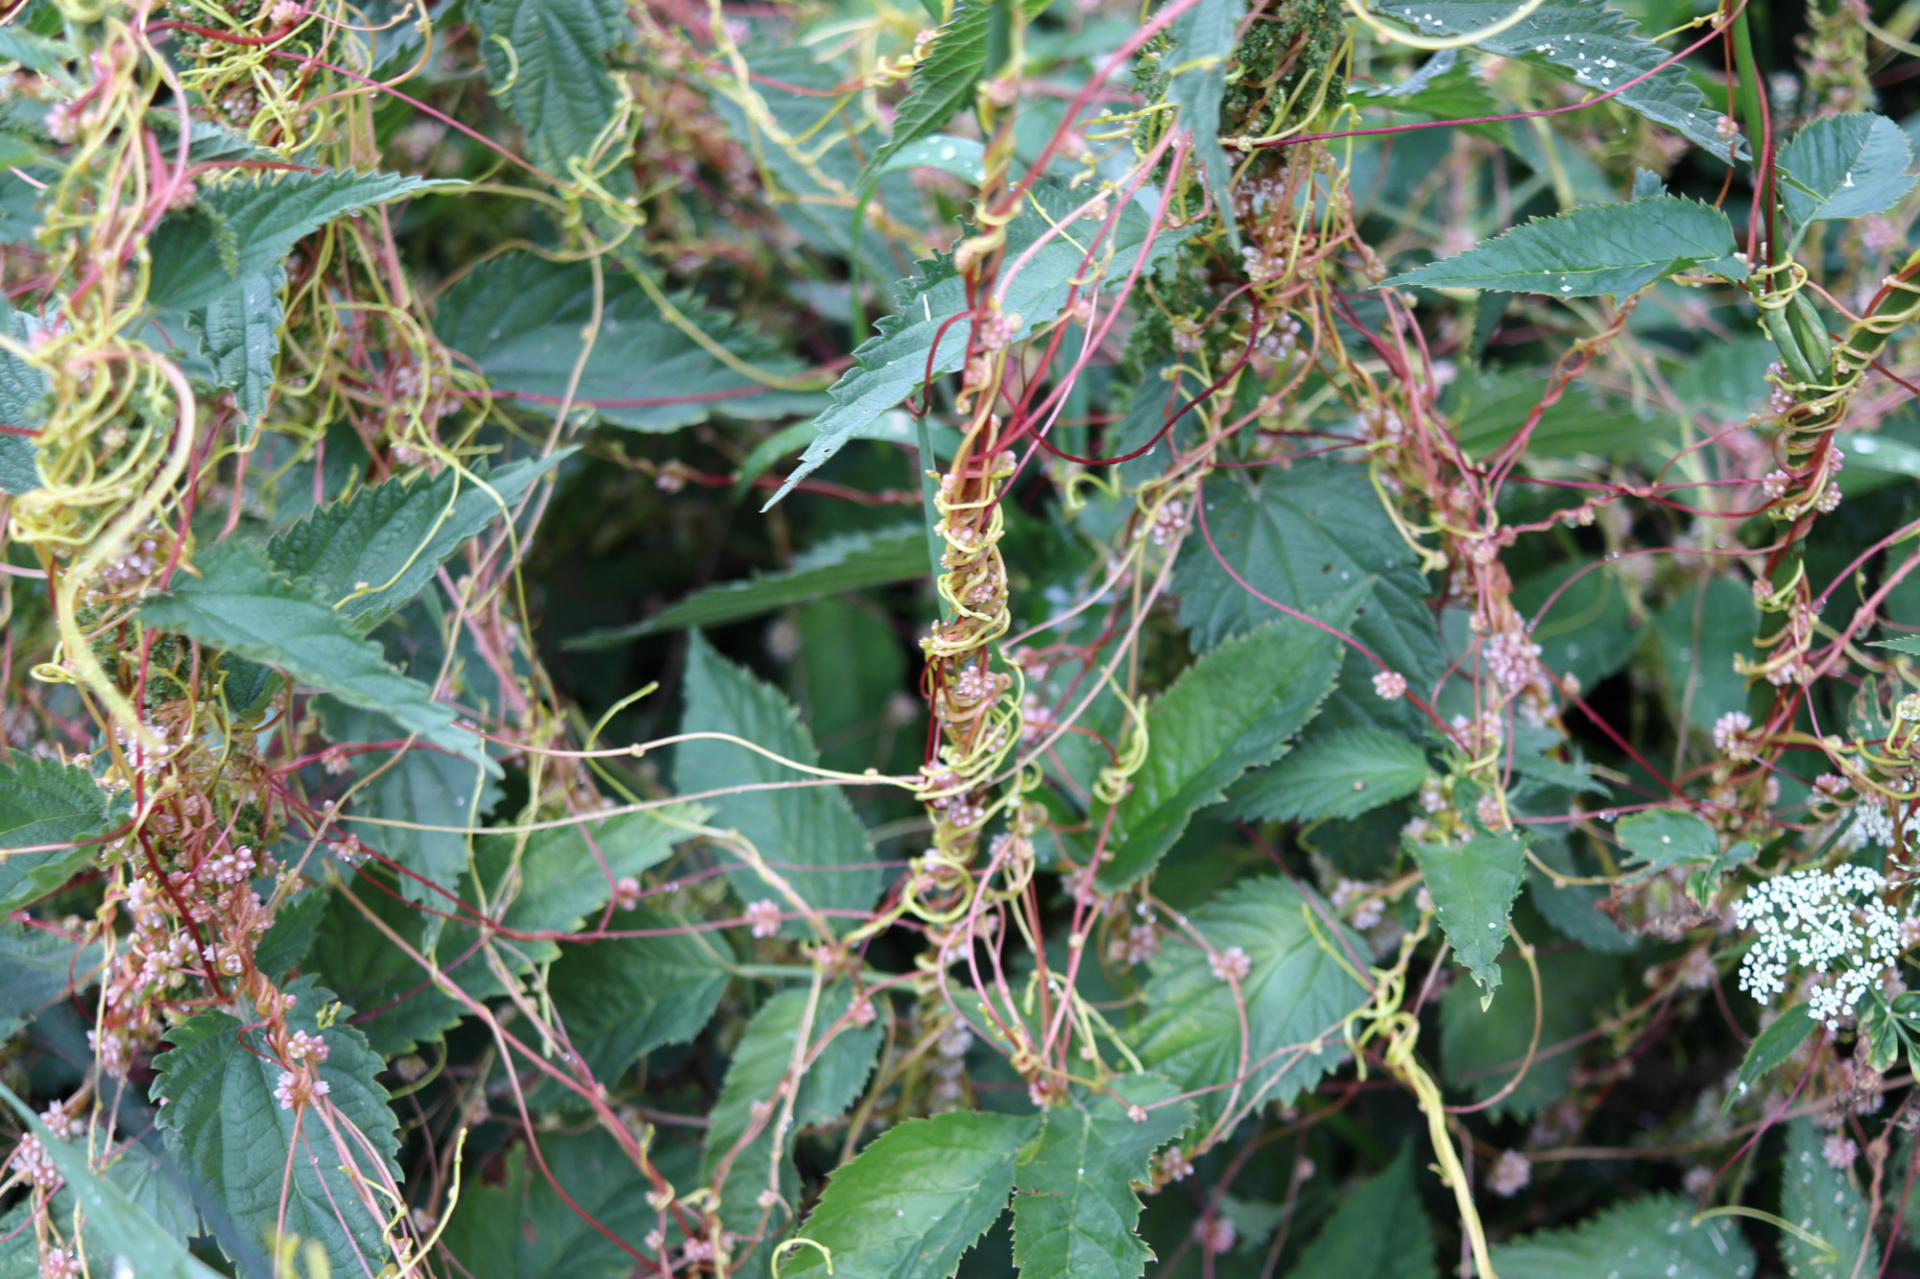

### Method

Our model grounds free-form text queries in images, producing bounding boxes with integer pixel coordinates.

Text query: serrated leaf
[546,909,732,1082]
[783,1109,1040,1279]
[1874,633,1920,656]
[1133,876,1369,1129]
[270,451,567,630]
[1725,1003,1813,1112]
[1614,808,1718,871]
[1098,605,1346,890]
[1491,1193,1756,1279]
[1780,113,1917,227]
[142,539,490,769]
[149,976,400,1273]
[0,920,101,1038]
[1279,1147,1437,1279]
[1385,196,1743,296]
[254,890,325,982]
[437,252,817,433]
[677,632,880,932]
[0,298,46,495]
[0,433,34,494]
[1011,1075,1192,1279]
[568,524,926,648]
[767,182,1188,507]
[476,0,624,174]
[147,168,450,312]
[1367,0,1743,162]
[0,755,125,913]
[186,270,282,426]
[1410,831,1524,994]
[0,1083,227,1279]
[1355,48,1511,144]
[1229,728,1428,823]
[702,984,882,1244]
[1163,0,1244,247]
[1782,1116,1874,1276]
[0,30,74,73]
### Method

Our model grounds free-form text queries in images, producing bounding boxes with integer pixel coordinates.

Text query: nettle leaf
[1229,728,1428,824]
[1410,831,1525,995]
[150,976,400,1274]
[1441,949,1620,1119]
[0,920,101,1038]
[767,182,1188,507]
[1011,1075,1193,1279]
[1367,0,1743,162]
[1098,605,1347,891]
[476,0,624,174]
[141,539,490,771]
[1492,1193,1756,1279]
[569,523,926,648]
[1780,113,1917,227]
[782,1109,1040,1279]
[186,269,282,427]
[1726,1003,1813,1111]
[1783,1116,1874,1277]
[546,909,733,1083]
[436,252,818,433]
[147,169,450,312]
[0,755,125,913]
[0,299,46,495]
[701,984,883,1244]
[1133,876,1369,1128]
[1355,48,1509,145]
[270,451,568,630]
[0,1084,226,1279]
[477,807,689,933]
[1279,1147,1437,1279]
[1614,808,1718,871]
[1163,0,1245,248]
[677,632,881,932]
[1385,196,1744,297]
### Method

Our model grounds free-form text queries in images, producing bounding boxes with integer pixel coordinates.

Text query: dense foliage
[10,0,1920,1275]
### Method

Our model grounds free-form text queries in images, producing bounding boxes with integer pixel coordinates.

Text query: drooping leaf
[1779,113,1918,227]
[568,524,927,648]
[186,270,283,426]
[546,909,733,1082]
[1367,0,1743,162]
[1384,196,1745,296]
[146,168,451,312]
[1163,0,1245,247]
[1279,1147,1437,1279]
[475,0,624,175]
[1229,728,1428,824]
[0,755,125,913]
[269,451,568,629]
[766,182,1188,507]
[1614,808,1719,871]
[1410,830,1525,995]
[1132,876,1370,1128]
[1098,606,1346,890]
[1010,1075,1193,1279]
[677,632,880,932]
[149,976,400,1274]
[435,252,819,433]
[1781,1116,1875,1276]
[1725,1003,1814,1111]
[782,1109,1040,1279]
[141,539,491,770]
[1491,1193,1756,1279]
[0,920,102,1038]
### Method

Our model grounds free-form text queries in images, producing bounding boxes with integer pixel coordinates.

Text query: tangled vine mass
[14,0,1920,1275]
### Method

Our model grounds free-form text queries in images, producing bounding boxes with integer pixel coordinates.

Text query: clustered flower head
[1733,865,1908,1031]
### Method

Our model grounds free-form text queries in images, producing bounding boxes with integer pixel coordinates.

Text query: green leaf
[701,984,883,1242]
[677,632,880,932]
[1614,808,1719,871]
[1654,576,1757,729]
[0,1083,228,1279]
[0,30,75,73]
[766,182,1188,507]
[1725,1003,1814,1111]
[1491,1193,1756,1279]
[186,270,282,426]
[1098,607,1346,890]
[1448,368,1664,459]
[567,524,927,648]
[436,252,817,433]
[1441,949,1621,1119]
[1279,1147,1437,1279]
[1163,0,1245,248]
[546,909,733,1082]
[1384,196,1744,297]
[147,168,450,312]
[478,807,691,933]
[875,134,986,182]
[1354,49,1510,145]
[1873,633,1920,656]
[0,432,34,494]
[1783,1116,1873,1277]
[1526,833,1634,955]
[1010,1075,1193,1279]
[1780,113,1917,227]
[270,451,567,630]
[0,920,101,1038]
[0,298,46,495]
[476,0,624,174]
[860,0,1022,183]
[1841,431,1920,480]
[0,755,124,913]
[1367,0,1743,162]
[1229,729,1428,824]
[149,976,401,1273]
[1410,831,1525,995]
[782,1109,1040,1279]
[1511,558,1638,693]
[1133,876,1370,1128]
[140,538,490,770]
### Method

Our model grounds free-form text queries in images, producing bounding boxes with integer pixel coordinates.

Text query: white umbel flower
[1733,865,1907,1030]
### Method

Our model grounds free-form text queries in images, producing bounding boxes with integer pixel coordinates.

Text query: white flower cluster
[1734,865,1908,1029]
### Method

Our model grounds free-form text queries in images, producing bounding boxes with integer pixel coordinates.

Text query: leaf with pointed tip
[1409,831,1525,995]
[1614,808,1719,871]
[1491,1193,1756,1279]
[1725,1003,1814,1113]
[475,0,624,175]
[187,270,283,426]
[1163,0,1244,248]
[1780,113,1917,227]
[1229,728,1428,823]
